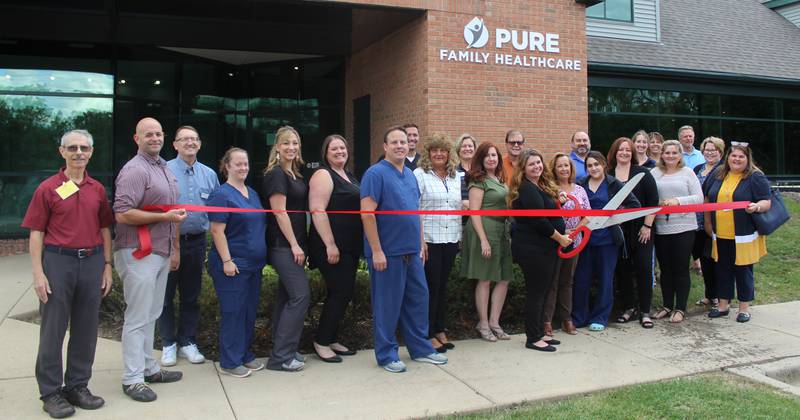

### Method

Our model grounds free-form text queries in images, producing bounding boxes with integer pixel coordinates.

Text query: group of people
[23,118,773,418]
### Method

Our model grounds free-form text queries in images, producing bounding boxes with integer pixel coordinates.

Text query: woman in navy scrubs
[207,147,267,378]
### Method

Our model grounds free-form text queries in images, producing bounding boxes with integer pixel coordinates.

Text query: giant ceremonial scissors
[557,172,660,259]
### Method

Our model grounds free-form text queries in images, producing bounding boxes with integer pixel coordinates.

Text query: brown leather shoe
[543,322,553,337]
[562,320,578,335]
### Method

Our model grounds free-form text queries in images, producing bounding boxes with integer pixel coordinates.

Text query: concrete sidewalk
[2,253,800,420]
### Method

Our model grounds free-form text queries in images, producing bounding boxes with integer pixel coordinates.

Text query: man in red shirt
[502,130,525,184]
[22,129,113,418]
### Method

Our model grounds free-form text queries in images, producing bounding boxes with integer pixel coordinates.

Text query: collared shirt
[22,169,112,248]
[413,167,462,244]
[502,154,516,184]
[113,150,180,257]
[167,157,219,235]
[570,151,587,181]
[361,159,421,257]
[683,147,705,169]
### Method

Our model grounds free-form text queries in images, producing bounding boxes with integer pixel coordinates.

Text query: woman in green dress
[460,142,514,342]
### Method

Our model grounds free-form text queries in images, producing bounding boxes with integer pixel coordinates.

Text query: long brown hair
[320,134,351,169]
[607,137,635,171]
[468,142,506,184]
[508,149,559,208]
[715,143,762,180]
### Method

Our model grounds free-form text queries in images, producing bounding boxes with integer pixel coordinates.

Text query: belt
[44,245,103,259]
[180,232,206,242]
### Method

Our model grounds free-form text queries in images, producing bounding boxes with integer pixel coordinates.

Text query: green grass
[451,373,800,420]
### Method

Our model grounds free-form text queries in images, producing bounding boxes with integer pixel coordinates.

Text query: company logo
[464,17,489,49]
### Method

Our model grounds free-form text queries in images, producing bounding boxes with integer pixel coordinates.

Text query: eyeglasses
[731,141,749,147]
[507,141,524,146]
[176,136,200,143]
[64,145,93,153]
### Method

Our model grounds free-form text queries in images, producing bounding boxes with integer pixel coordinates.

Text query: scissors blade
[602,172,644,211]
[602,208,660,228]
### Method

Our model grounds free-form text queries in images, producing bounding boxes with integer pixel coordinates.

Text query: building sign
[440,17,582,71]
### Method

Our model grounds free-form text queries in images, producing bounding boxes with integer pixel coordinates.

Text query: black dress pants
[654,231,695,312]
[36,251,103,399]
[424,242,459,337]
[315,253,359,346]
[616,236,655,315]
[513,242,558,343]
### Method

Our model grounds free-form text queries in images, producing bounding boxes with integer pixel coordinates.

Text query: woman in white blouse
[414,133,463,352]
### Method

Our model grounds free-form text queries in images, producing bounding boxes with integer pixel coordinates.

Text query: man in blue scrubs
[360,126,448,373]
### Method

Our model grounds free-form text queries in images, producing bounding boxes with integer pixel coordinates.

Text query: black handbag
[752,189,790,235]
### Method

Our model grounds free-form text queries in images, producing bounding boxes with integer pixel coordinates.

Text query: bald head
[133,117,165,157]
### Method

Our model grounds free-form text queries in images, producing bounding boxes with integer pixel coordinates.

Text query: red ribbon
[130,201,751,259]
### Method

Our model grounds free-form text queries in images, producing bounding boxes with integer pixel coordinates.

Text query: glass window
[587,0,633,22]
[0,68,113,95]
[720,95,775,119]
[784,99,800,121]
[785,123,800,175]
[116,60,176,103]
[720,120,777,175]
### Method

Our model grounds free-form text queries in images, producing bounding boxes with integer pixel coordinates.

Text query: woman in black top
[508,149,572,352]
[262,126,310,372]
[308,135,362,363]
[607,137,659,328]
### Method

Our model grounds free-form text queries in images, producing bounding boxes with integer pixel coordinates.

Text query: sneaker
[144,369,183,383]
[413,353,448,365]
[161,343,177,367]
[294,352,306,363]
[42,392,75,418]
[64,386,104,410]
[221,366,252,378]
[281,359,305,372]
[122,383,157,402]
[382,360,407,373]
[178,344,205,364]
[243,359,265,371]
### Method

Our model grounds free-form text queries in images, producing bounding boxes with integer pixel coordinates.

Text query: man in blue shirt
[160,125,219,367]
[679,125,705,169]
[361,126,448,373]
[570,131,591,181]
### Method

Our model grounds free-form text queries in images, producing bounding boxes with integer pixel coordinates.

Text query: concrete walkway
[2,253,800,419]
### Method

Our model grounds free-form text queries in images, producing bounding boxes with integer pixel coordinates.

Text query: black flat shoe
[314,350,343,363]
[708,308,730,318]
[332,348,357,356]
[543,338,561,346]
[525,342,557,352]
[443,342,455,350]
[434,345,448,353]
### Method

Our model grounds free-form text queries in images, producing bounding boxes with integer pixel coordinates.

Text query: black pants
[655,231,695,312]
[315,252,359,346]
[424,242,459,337]
[159,234,206,346]
[692,231,717,301]
[715,239,755,302]
[37,251,103,399]
[616,236,655,315]
[513,242,557,343]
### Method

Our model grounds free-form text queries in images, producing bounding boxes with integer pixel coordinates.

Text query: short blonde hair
[700,136,725,155]
[656,140,685,171]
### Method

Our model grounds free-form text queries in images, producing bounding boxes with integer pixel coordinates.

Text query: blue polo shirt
[360,159,421,257]
[167,157,220,234]
[570,151,587,182]
[207,183,267,273]
[682,148,705,170]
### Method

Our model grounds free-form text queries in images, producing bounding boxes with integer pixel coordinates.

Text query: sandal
[616,308,638,323]
[695,298,710,306]
[640,315,654,329]
[475,324,497,342]
[669,309,685,324]
[653,307,672,320]
[489,325,511,340]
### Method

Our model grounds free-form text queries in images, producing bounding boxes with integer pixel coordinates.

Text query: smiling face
[277,131,300,162]
[59,132,93,171]
[226,150,249,182]
[383,129,409,164]
[134,118,164,157]
[459,138,475,161]
[173,128,201,161]
[649,137,663,155]
[728,148,748,174]
[554,155,572,183]
[506,132,524,158]
[679,128,695,150]
[524,154,544,182]
[429,147,449,170]
[634,134,649,155]
[586,157,605,180]
[571,131,590,156]
[405,126,419,152]
[325,138,348,169]
[702,142,721,166]
[616,141,633,165]
[662,144,682,168]
[483,146,499,174]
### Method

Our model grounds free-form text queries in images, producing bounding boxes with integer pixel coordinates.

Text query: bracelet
[223,258,233,263]
[104,261,113,266]
[643,224,652,229]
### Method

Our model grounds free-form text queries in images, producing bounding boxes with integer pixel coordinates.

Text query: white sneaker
[178,344,205,364]
[161,343,177,367]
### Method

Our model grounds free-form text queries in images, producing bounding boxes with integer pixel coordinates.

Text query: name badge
[200,192,209,200]
[55,180,79,200]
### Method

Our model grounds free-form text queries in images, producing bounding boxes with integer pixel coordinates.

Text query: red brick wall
[344,0,588,164]
[0,239,28,256]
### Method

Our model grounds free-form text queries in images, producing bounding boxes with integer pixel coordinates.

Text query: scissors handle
[558,224,591,259]
[557,193,581,210]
